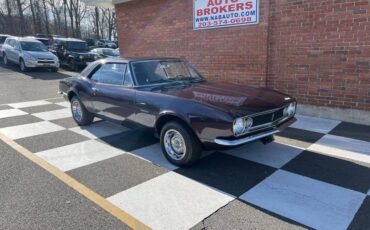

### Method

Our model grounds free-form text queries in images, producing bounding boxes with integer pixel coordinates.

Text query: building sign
[193,0,259,30]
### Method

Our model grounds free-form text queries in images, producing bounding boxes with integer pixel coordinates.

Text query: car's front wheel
[160,121,202,166]
[3,54,9,66]
[70,96,94,126]
[50,67,58,72]
[19,59,28,72]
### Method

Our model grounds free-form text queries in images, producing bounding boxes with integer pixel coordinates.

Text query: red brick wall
[115,0,370,111]
[115,0,270,86]
[267,0,370,111]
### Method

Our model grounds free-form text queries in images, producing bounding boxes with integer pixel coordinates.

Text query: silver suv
[95,39,117,49]
[2,37,60,72]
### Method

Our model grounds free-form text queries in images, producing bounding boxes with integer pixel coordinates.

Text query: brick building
[85,0,370,124]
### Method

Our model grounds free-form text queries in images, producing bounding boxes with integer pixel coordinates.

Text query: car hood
[25,51,55,59]
[70,51,93,55]
[150,81,293,117]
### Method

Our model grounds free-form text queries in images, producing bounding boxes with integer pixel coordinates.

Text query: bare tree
[48,0,63,34]
[15,0,27,35]
[5,0,14,34]
[103,8,115,40]
[42,0,50,34]
[71,0,87,38]
[0,0,117,40]
[94,7,100,39]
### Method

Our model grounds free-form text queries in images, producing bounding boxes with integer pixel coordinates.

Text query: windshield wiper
[150,79,173,84]
[171,76,204,83]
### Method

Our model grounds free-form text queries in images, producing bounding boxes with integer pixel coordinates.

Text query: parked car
[2,37,59,72]
[0,34,10,57]
[59,58,297,166]
[51,38,96,71]
[113,40,119,48]
[51,34,65,39]
[85,38,97,47]
[95,39,117,48]
[26,36,52,48]
[90,48,120,59]
[35,34,49,38]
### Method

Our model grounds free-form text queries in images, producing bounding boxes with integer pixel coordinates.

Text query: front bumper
[25,60,59,68]
[214,117,296,146]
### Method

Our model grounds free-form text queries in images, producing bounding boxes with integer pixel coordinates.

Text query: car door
[12,41,21,62]
[89,62,136,123]
[6,39,17,62]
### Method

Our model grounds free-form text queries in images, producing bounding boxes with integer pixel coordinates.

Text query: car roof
[7,37,43,43]
[25,36,49,41]
[54,38,85,42]
[99,57,183,63]
[94,47,115,50]
[0,34,10,37]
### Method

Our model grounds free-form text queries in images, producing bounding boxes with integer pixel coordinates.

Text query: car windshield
[102,49,119,56]
[66,41,89,51]
[132,60,204,85]
[20,41,48,52]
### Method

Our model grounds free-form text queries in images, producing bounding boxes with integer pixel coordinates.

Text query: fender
[67,88,79,101]
[155,110,193,132]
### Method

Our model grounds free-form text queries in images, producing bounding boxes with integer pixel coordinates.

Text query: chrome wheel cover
[164,129,187,161]
[20,61,25,71]
[71,100,82,122]
[3,55,7,65]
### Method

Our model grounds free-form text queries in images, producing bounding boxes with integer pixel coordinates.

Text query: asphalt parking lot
[0,64,370,230]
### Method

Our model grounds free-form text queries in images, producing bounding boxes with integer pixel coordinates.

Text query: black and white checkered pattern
[1,98,369,230]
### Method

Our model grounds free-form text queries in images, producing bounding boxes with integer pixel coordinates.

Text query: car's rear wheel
[160,121,202,166]
[70,96,94,126]
[19,59,28,72]
[3,54,9,66]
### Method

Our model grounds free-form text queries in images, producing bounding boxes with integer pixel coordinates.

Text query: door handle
[138,102,147,106]
[92,87,98,95]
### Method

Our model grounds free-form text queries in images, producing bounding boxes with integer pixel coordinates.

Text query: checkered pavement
[1,98,370,230]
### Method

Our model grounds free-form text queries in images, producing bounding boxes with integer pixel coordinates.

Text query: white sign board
[193,0,259,30]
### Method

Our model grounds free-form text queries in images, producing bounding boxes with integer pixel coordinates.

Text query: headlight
[233,118,245,136]
[284,102,296,117]
[24,53,36,61]
[79,55,84,60]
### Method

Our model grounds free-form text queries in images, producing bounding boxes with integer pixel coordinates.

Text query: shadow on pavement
[0,61,77,80]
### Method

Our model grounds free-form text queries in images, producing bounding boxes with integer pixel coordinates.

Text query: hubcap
[4,56,7,64]
[71,100,83,122]
[164,129,187,161]
[20,61,25,71]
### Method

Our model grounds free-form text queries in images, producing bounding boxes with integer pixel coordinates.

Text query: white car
[2,37,60,72]
[95,39,117,49]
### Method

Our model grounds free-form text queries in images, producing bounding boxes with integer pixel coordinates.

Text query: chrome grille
[37,58,54,64]
[252,108,285,127]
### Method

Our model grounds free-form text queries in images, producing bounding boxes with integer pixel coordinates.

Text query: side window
[8,39,14,47]
[14,41,20,50]
[124,66,134,87]
[90,63,126,86]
